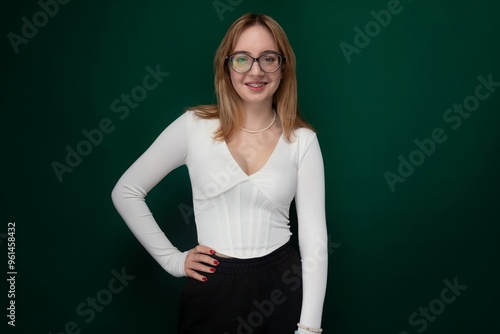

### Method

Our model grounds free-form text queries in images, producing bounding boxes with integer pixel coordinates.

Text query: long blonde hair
[190,13,313,142]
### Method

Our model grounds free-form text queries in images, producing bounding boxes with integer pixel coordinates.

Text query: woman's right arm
[111,111,191,277]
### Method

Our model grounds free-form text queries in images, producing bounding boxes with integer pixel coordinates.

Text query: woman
[112,13,328,334]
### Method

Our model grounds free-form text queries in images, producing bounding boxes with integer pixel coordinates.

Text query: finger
[186,251,217,266]
[189,246,219,266]
[185,268,208,282]
[195,245,216,256]
[184,245,219,281]
[186,261,217,274]
[192,253,219,267]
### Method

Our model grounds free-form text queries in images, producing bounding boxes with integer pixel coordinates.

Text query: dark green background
[2,0,499,333]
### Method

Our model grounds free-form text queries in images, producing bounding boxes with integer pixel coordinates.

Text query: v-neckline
[223,132,284,177]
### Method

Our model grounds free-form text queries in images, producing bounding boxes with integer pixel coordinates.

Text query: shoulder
[186,109,219,118]
[184,109,220,134]
[289,127,322,164]
[184,109,218,123]
[290,127,318,146]
[183,109,197,119]
[293,126,317,139]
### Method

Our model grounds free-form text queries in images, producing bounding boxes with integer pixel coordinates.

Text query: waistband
[213,241,297,276]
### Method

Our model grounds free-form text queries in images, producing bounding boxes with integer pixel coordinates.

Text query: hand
[184,245,219,282]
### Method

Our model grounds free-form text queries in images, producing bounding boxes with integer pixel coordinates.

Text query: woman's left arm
[295,131,328,332]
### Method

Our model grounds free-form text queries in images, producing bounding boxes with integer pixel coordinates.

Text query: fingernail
[210,250,216,254]
[210,268,216,273]
[202,277,208,282]
[213,260,220,265]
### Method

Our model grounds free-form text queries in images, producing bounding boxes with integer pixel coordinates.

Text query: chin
[242,96,274,105]
[241,90,278,103]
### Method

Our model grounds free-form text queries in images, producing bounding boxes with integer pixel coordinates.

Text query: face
[229,25,283,108]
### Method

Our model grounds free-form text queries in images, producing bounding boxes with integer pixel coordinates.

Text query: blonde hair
[190,13,313,142]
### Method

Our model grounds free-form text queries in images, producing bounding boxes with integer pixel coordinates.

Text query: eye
[234,55,250,64]
[262,54,277,63]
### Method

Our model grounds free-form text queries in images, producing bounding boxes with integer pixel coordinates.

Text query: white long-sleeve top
[111,110,328,329]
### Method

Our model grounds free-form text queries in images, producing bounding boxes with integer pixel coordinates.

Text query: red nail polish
[202,277,208,282]
[210,268,216,273]
[213,260,220,265]
[210,250,216,254]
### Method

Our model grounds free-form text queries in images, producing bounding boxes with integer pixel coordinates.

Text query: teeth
[247,83,266,87]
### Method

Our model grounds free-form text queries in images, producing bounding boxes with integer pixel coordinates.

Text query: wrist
[296,323,323,333]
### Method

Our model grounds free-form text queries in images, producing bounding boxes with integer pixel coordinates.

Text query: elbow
[111,179,124,208]
[111,177,147,207]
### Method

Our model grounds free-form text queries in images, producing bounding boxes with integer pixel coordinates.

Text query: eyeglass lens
[229,53,282,73]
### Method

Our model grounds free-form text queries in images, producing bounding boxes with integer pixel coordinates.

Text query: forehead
[233,25,278,54]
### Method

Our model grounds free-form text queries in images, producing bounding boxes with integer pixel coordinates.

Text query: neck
[240,102,275,131]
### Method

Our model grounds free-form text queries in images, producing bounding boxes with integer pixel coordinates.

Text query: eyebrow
[232,50,279,56]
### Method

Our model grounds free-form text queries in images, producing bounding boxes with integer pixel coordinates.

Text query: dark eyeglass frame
[226,51,286,73]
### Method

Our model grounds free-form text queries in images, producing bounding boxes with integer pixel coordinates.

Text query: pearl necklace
[240,110,277,134]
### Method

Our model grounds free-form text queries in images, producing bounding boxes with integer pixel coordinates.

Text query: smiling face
[229,24,283,109]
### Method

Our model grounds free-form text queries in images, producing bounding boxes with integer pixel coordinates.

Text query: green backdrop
[2,0,499,333]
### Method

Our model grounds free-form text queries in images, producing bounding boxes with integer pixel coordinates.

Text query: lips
[245,82,269,91]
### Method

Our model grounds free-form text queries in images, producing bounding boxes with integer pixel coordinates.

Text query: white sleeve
[295,132,328,330]
[111,111,191,277]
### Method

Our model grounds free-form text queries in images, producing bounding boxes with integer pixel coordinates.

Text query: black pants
[178,241,303,334]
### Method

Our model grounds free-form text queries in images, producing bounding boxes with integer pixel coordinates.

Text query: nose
[248,59,264,76]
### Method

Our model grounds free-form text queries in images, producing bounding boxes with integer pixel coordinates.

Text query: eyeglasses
[226,51,285,73]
